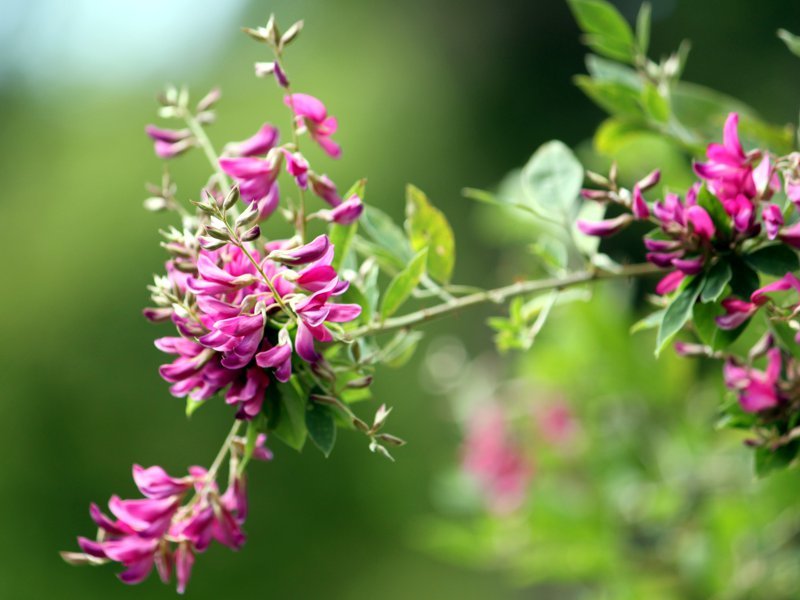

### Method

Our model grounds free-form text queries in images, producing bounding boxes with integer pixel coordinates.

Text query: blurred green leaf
[642,82,669,123]
[406,184,455,283]
[585,55,641,88]
[305,400,336,457]
[754,441,800,478]
[778,28,800,58]
[567,0,636,63]
[380,330,425,368]
[693,300,744,351]
[380,248,428,318]
[728,255,760,297]
[360,205,413,265]
[630,308,665,334]
[636,2,651,55]
[575,76,643,118]
[521,140,584,222]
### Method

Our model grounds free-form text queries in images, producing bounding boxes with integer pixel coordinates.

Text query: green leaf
[593,118,647,155]
[305,400,336,457]
[380,248,428,318]
[700,260,732,303]
[692,300,745,351]
[378,329,425,368]
[641,82,669,123]
[636,2,651,55]
[521,140,584,221]
[727,256,760,297]
[340,280,371,323]
[743,245,800,277]
[185,398,206,418]
[360,206,413,265]
[778,29,800,58]
[575,76,643,118]
[272,378,307,451]
[405,185,456,283]
[585,55,641,89]
[754,441,800,478]
[630,308,665,334]
[567,0,636,63]
[656,275,703,356]
[572,201,605,257]
[769,320,800,360]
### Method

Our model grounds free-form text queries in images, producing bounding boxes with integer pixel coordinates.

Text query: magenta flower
[317,194,364,225]
[224,123,279,157]
[282,149,309,188]
[778,221,800,249]
[310,173,342,206]
[723,348,783,412]
[218,156,281,219]
[255,328,293,382]
[284,93,341,158]
[576,213,632,237]
[693,112,757,202]
[716,297,759,329]
[762,204,784,239]
[145,125,193,158]
[750,272,800,305]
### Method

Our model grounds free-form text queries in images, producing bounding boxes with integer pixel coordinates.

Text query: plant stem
[206,420,243,483]
[346,262,661,339]
[182,110,232,194]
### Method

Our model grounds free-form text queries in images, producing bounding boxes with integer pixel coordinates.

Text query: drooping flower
[284,93,341,158]
[223,123,279,157]
[145,125,194,158]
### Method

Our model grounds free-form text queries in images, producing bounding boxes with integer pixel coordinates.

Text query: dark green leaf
[305,400,336,457]
[240,413,267,472]
[656,275,703,356]
[272,379,307,451]
[405,185,455,283]
[754,441,800,478]
[727,256,760,297]
[743,245,800,277]
[521,140,584,221]
[585,55,641,89]
[700,260,732,303]
[380,248,427,318]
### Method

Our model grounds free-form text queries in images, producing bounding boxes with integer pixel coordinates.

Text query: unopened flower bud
[222,186,240,211]
[310,360,337,382]
[585,170,610,187]
[144,196,168,212]
[636,169,661,191]
[204,224,230,241]
[254,62,276,78]
[196,87,221,112]
[240,225,261,242]
[373,404,392,430]
[198,236,228,250]
[345,376,373,389]
[375,433,406,446]
[235,201,260,228]
[280,20,303,49]
[265,15,279,45]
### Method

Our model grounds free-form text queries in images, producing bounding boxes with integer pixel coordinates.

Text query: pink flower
[224,123,279,157]
[576,213,632,237]
[693,112,757,201]
[762,204,784,240]
[750,272,800,305]
[218,156,281,218]
[462,405,533,515]
[317,194,364,225]
[723,348,783,412]
[716,297,758,329]
[284,93,341,158]
[145,125,193,158]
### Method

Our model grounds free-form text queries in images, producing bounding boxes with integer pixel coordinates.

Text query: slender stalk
[206,420,243,483]
[182,110,233,195]
[346,262,661,339]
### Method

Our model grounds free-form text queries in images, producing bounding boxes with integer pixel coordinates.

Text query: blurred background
[3,0,800,598]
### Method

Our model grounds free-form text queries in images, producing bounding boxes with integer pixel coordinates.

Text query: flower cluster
[148,233,360,419]
[62,436,272,594]
[578,111,800,433]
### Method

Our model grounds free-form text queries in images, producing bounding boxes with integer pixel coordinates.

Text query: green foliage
[700,260,732,303]
[744,245,800,277]
[778,28,800,58]
[305,399,337,457]
[521,140,584,222]
[567,0,636,63]
[692,300,745,351]
[380,248,428,318]
[656,275,703,355]
[755,441,800,478]
[271,378,308,451]
[405,184,455,283]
